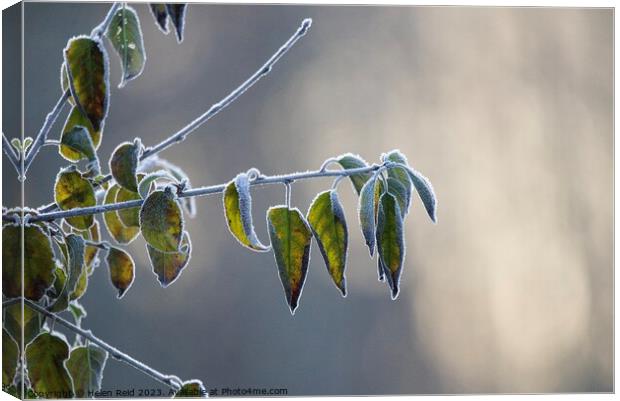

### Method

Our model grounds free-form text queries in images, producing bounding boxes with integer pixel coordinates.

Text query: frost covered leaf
[384,150,412,214]
[376,193,405,299]
[385,177,410,218]
[137,170,173,199]
[25,333,74,395]
[106,246,135,298]
[66,344,108,397]
[267,206,313,314]
[106,5,146,88]
[110,140,141,192]
[337,154,373,195]
[72,220,101,270]
[307,190,348,296]
[405,166,437,223]
[358,175,381,256]
[140,189,184,252]
[64,36,109,131]
[223,173,269,252]
[49,234,85,313]
[116,173,146,228]
[103,185,140,244]
[68,301,87,326]
[55,168,96,230]
[3,302,43,350]
[60,106,102,154]
[152,158,196,217]
[149,4,169,33]
[147,231,191,287]
[174,380,207,398]
[59,126,99,171]
[166,4,187,43]
[3,224,55,300]
[3,329,18,387]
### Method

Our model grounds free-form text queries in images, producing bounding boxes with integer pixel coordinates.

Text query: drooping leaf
[376,193,405,299]
[60,107,102,157]
[223,173,269,252]
[59,125,99,171]
[146,231,191,288]
[106,246,135,298]
[3,224,56,300]
[140,189,184,252]
[3,329,18,387]
[358,174,381,256]
[267,206,313,314]
[110,140,141,192]
[385,177,410,218]
[66,344,108,397]
[306,190,348,296]
[106,5,146,88]
[174,380,207,398]
[405,166,437,223]
[72,220,101,270]
[63,36,109,131]
[337,153,373,195]
[137,169,173,199]
[166,4,187,43]
[25,333,74,396]
[384,150,412,214]
[49,234,85,313]
[115,174,146,227]
[149,4,169,33]
[103,185,140,244]
[152,158,196,217]
[54,168,96,230]
[68,301,87,326]
[3,302,44,350]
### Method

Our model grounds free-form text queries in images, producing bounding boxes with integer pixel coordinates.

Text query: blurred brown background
[3,2,613,394]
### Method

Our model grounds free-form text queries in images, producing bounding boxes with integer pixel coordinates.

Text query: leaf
[49,234,85,313]
[385,177,410,218]
[140,189,184,252]
[68,302,87,326]
[110,140,141,192]
[106,5,146,88]
[63,36,109,131]
[72,220,101,270]
[223,173,270,252]
[376,193,405,299]
[166,4,188,43]
[152,158,196,217]
[358,174,381,256]
[54,168,96,230]
[405,166,437,223]
[174,380,207,398]
[2,224,56,300]
[337,153,373,195]
[3,329,18,386]
[115,174,146,228]
[59,125,99,169]
[149,4,169,33]
[106,246,135,298]
[66,344,108,397]
[3,302,44,350]
[306,190,348,296]
[60,63,76,106]
[25,333,74,396]
[384,150,412,214]
[60,106,102,154]
[137,169,174,199]
[103,185,140,244]
[266,206,313,314]
[147,231,191,288]
[23,137,33,153]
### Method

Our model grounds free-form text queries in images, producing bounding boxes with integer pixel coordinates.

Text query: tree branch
[2,298,183,391]
[24,163,383,223]
[2,133,20,173]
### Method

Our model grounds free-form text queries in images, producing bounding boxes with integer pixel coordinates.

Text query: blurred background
[3,2,612,395]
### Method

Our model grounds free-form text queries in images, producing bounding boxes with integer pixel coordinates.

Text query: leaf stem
[2,298,183,391]
[2,133,20,173]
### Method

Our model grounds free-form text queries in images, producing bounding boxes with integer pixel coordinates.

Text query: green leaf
[72,220,101,270]
[153,158,196,217]
[306,190,348,296]
[376,193,405,299]
[3,302,44,350]
[266,206,313,315]
[3,329,18,387]
[103,184,140,244]
[49,234,85,313]
[404,166,437,223]
[3,224,56,300]
[25,333,74,396]
[115,174,145,228]
[54,167,96,230]
[110,140,141,192]
[68,301,87,326]
[384,150,412,214]
[337,153,373,195]
[66,344,108,397]
[223,173,270,252]
[166,4,187,43]
[358,174,381,256]
[23,137,33,153]
[106,246,135,298]
[140,189,184,252]
[106,5,146,88]
[60,106,102,155]
[59,125,99,169]
[146,231,191,288]
[174,380,207,398]
[149,4,169,33]
[10,137,21,153]
[137,170,173,199]
[63,36,109,131]
[385,177,410,218]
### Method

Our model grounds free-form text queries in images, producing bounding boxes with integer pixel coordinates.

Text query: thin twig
[24,163,383,223]
[2,133,20,173]
[2,298,182,391]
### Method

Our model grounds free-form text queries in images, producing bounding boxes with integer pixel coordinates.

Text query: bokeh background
[3,2,613,395]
